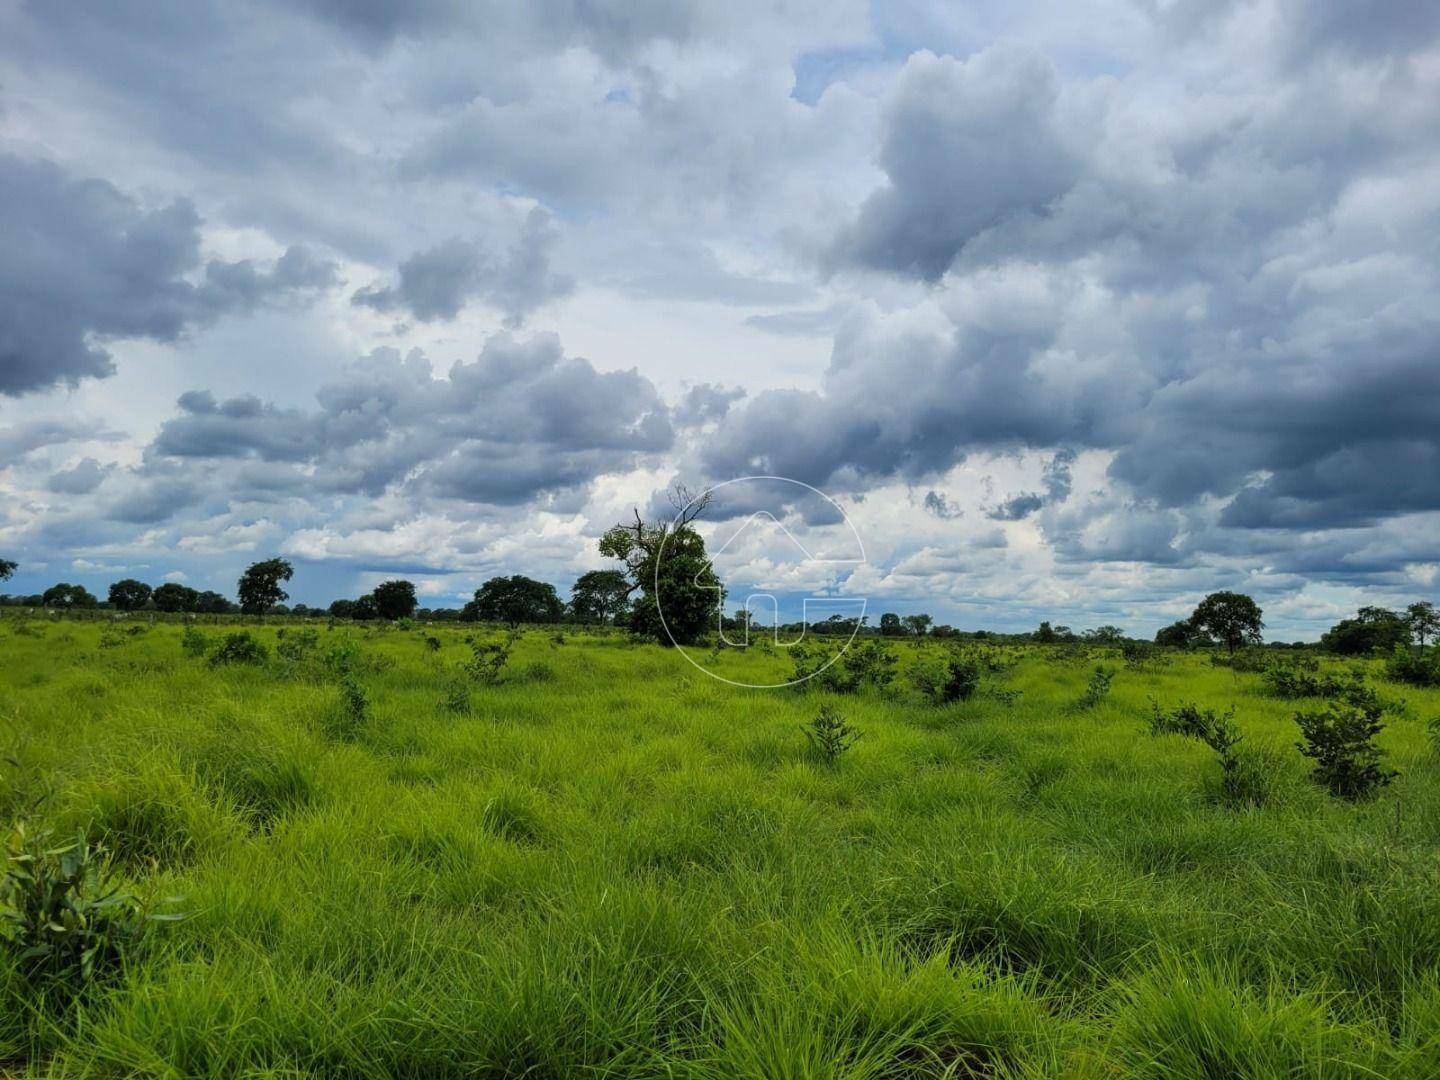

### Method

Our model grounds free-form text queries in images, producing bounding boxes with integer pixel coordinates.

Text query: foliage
[180,625,210,658]
[878,613,904,636]
[207,631,269,666]
[464,635,516,684]
[152,583,200,613]
[1322,606,1412,656]
[0,558,15,581]
[1385,644,1440,688]
[801,704,860,765]
[463,575,565,627]
[1294,699,1397,801]
[569,569,631,625]
[275,628,320,662]
[1154,619,1210,648]
[1190,591,1264,655]
[910,654,981,704]
[329,676,370,739]
[107,579,152,612]
[1148,700,1228,740]
[41,583,98,610]
[370,580,418,621]
[1077,666,1117,709]
[236,558,293,616]
[1406,601,1439,650]
[1,823,176,992]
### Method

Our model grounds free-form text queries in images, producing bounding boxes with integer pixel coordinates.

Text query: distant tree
[878,613,904,637]
[1406,601,1438,651]
[328,599,357,619]
[1083,625,1126,644]
[570,570,631,624]
[152,583,200,613]
[194,590,233,614]
[0,559,15,581]
[598,486,724,646]
[1034,621,1058,644]
[1155,620,1200,648]
[42,583,98,609]
[1190,592,1264,655]
[372,580,418,620]
[1321,607,1410,656]
[352,594,380,621]
[107,579,153,612]
[931,624,957,638]
[1052,625,1076,642]
[463,575,565,627]
[237,558,293,616]
[902,613,933,637]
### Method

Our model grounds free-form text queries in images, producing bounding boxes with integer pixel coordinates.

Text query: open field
[3,616,1440,1077]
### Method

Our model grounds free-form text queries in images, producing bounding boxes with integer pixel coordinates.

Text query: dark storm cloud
[0,154,336,397]
[352,209,573,325]
[988,493,1044,522]
[675,384,746,427]
[922,490,961,520]
[148,333,673,515]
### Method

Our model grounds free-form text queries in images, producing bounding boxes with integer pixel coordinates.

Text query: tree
[570,570,630,624]
[1083,625,1126,644]
[1190,592,1264,655]
[1406,601,1438,651]
[902,613,933,636]
[107,579,153,612]
[1155,619,1205,648]
[463,576,565,627]
[152,583,200,613]
[1321,607,1410,656]
[878,613,904,637]
[372,580,418,620]
[329,599,357,619]
[194,590,233,614]
[598,486,724,646]
[0,559,15,581]
[236,558,293,616]
[1034,621,1057,644]
[42,583,98,609]
[351,594,380,621]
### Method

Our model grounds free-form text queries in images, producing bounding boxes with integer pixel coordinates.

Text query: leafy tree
[570,570,631,624]
[1152,622,1209,648]
[1321,606,1410,656]
[1034,621,1057,644]
[107,579,153,612]
[371,580,418,620]
[351,595,380,621]
[329,599,357,619]
[902,613,933,636]
[463,575,565,627]
[1190,591,1264,655]
[41,583,98,609]
[878,613,904,637]
[236,558,293,616]
[598,487,724,646]
[0,559,15,581]
[194,590,233,614]
[152,583,199,613]
[1083,625,1126,644]
[1406,601,1438,651]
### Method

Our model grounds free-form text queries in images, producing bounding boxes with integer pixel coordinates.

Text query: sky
[1,0,1438,638]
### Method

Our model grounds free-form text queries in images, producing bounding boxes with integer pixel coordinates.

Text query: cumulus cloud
[352,209,573,325]
[0,154,336,396]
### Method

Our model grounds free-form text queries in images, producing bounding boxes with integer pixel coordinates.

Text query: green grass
[2,614,1440,1076]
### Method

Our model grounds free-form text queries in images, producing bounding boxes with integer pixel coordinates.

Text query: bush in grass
[1385,645,1440,688]
[1076,666,1116,709]
[275,628,319,662]
[1,822,178,994]
[910,654,981,704]
[1211,648,1270,673]
[207,632,268,666]
[465,635,515,685]
[1148,700,1227,740]
[423,635,442,652]
[1294,699,1396,801]
[840,640,897,691]
[326,675,370,740]
[802,704,860,765]
[440,678,471,714]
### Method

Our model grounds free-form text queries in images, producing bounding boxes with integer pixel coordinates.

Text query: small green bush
[910,655,981,704]
[328,675,370,740]
[802,704,860,766]
[276,628,319,661]
[1294,700,1396,801]
[1077,666,1116,709]
[207,632,268,666]
[180,625,210,658]
[1385,645,1440,688]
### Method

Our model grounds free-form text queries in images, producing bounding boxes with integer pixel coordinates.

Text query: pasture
[2,615,1439,1077]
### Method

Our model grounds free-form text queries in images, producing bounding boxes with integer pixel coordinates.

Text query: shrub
[1148,700,1226,740]
[328,675,370,740]
[440,679,471,714]
[1294,700,1396,801]
[840,640,897,690]
[1210,648,1270,673]
[207,632,269,666]
[1385,645,1440,688]
[802,704,860,766]
[424,635,442,652]
[1197,713,1259,808]
[910,655,981,704]
[276,628,319,662]
[465,635,515,685]
[1,823,178,993]
[1077,666,1116,709]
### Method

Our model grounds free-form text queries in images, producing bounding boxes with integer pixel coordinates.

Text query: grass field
[3,616,1440,1077]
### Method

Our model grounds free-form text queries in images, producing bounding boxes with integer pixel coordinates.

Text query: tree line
[2,511,1436,657]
